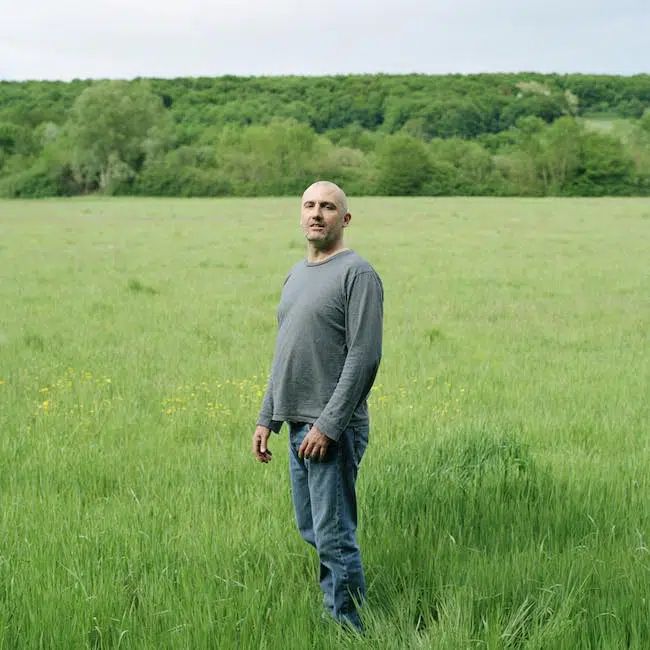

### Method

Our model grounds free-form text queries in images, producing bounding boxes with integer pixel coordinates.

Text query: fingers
[299,431,329,462]
[298,435,317,460]
[252,427,272,463]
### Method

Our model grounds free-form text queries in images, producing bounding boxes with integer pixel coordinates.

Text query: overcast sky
[1,0,648,81]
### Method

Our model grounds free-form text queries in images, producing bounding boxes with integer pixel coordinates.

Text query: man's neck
[307,243,349,264]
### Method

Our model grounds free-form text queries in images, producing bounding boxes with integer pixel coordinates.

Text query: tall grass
[0,197,648,648]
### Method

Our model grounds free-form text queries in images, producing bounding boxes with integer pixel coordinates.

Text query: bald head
[300,180,352,259]
[302,181,348,216]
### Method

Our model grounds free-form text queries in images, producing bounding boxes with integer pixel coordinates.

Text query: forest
[1,73,649,197]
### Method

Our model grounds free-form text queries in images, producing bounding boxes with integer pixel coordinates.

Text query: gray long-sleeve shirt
[257,249,383,441]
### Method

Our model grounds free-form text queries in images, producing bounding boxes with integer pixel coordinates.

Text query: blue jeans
[288,422,368,630]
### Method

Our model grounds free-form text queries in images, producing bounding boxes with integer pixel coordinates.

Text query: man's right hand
[252,425,273,463]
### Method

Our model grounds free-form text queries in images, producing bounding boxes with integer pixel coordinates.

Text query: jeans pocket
[289,422,310,451]
[352,426,369,466]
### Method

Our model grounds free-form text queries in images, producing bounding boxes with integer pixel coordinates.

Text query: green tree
[630,110,650,193]
[136,144,229,196]
[0,122,34,156]
[214,119,337,195]
[0,142,78,198]
[2,73,650,197]
[428,138,496,194]
[640,109,650,134]
[571,131,635,195]
[500,94,566,128]
[66,81,168,192]
[536,117,582,193]
[376,135,431,195]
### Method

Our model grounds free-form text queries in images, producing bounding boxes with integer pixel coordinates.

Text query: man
[252,180,383,631]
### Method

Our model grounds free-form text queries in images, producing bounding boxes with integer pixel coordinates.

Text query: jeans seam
[334,440,351,616]
[290,423,363,627]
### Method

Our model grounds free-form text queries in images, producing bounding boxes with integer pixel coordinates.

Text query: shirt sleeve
[256,270,293,432]
[257,380,274,429]
[314,269,383,441]
[257,379,283,432]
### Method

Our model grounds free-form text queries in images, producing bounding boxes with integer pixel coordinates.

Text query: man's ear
[343,212,352,227]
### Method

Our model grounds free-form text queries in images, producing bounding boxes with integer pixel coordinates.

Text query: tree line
[0,73,649,197]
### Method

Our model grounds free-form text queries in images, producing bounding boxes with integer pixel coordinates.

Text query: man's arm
[257,380,274,430]
[253,380,274,463]
[300,270,383,458]
[253,270,293,462]
[252,424,272,463]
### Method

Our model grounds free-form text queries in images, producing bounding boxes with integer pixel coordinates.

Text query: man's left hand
[298,426,331,461]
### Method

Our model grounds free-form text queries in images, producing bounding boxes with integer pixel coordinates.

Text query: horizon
[3,70,649,84]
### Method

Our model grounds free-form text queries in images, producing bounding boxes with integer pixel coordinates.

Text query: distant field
[581,116,638,141]
[1,197,649,649]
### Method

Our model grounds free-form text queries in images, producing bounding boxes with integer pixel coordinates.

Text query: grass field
[581,117,640,144]
[1,197,649,649]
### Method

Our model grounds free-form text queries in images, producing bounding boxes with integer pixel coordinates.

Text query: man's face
[300,185,350,248]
